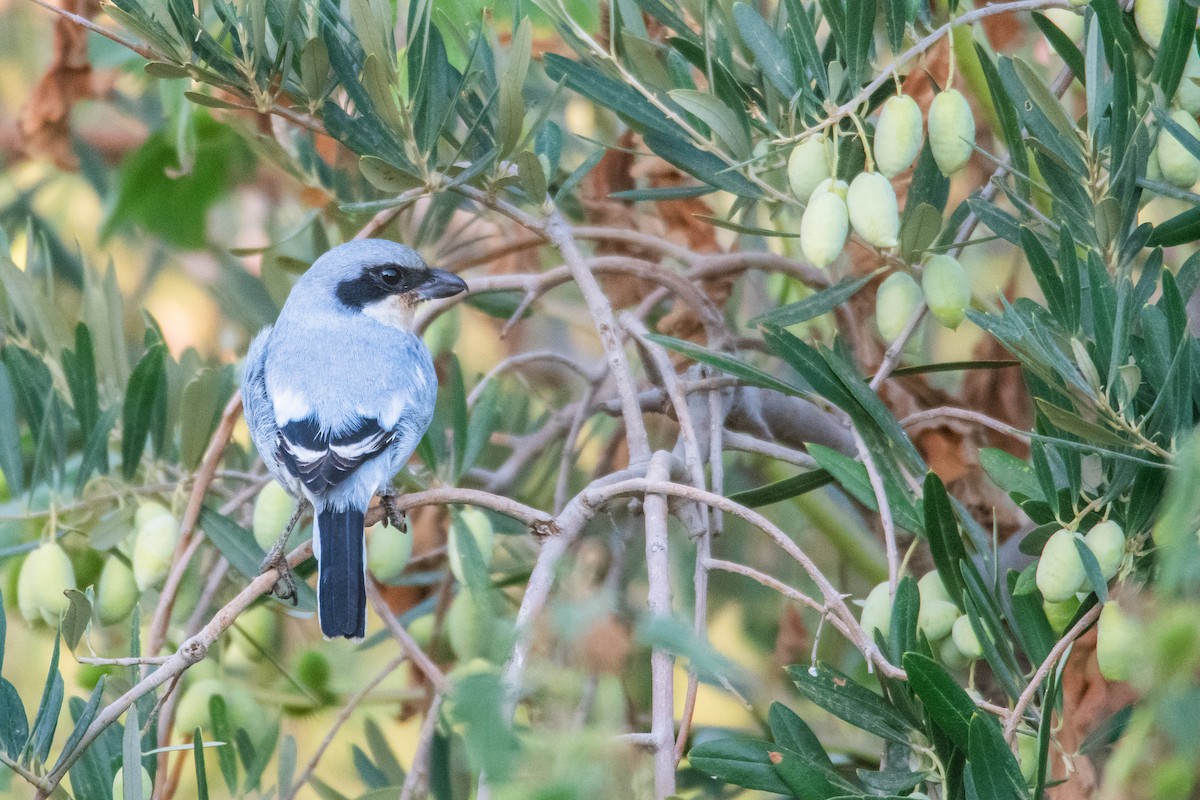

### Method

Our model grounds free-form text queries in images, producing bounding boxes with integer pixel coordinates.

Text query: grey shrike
[242,239,467,639]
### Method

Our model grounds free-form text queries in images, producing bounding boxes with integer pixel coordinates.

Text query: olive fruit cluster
[872,89,977,179]
[791,92,976,267]
[874,254,971,344]
[1035,521,1125,604]
[859,572,983,668]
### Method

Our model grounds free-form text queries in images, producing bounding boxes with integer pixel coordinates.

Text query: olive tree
[1,0,1199,797]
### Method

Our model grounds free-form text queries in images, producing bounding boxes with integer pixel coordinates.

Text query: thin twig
[76,656,171,666]
[900,406,1030,441]
[1004,603,1102,743]
[147,394,244,657]
[853,430,899,596]
[588,477,895,678]
[365,582,448,691]
[398,693,445,800]
[675,385,725,760]
[286,653,408,799]
[642,453,677,799]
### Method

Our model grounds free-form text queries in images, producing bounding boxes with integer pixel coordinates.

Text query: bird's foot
[260,538,298,605]
[379,492,407,533]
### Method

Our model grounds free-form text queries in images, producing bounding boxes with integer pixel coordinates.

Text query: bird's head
[302,239,468,331]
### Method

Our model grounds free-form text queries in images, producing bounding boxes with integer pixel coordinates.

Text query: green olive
[1036,530,1086,603]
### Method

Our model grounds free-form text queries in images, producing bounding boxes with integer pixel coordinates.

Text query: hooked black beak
[418,268,468,300]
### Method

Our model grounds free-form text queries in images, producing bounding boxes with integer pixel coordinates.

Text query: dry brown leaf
[18,0,101,170]
[580,614,634,675]
[773,604,810,669]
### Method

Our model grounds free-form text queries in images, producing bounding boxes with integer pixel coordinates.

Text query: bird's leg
[378,488,406,533]
[260,499,309,605]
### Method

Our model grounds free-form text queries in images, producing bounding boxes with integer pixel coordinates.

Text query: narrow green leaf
[967,714,1027,799]
[687,738,790,794]
[1073,536,1109,602]
[183,91,245,110]
[543,54,677,137]
[198,506,317,611]
[923,472,968,610]
[76,402,119,496]
[277,734,297,799]
[979,448,1042,500]
[643,131,763,197]
[359,156,426,193]
[1031,12,1086,82]
[843,0,878,90]
[122,701,141,800]
[782,0,830,97]
[555,147,605,202]
[352,744,391,788]
[608,184,717,201]
[882,0,906,52]
[786,663,914,744]
[751,273,876,327]
[888,575,920,664]
[122,344,167,479]
[61,589,92,651]
[1153,0,1199,100]
[694,215,799,237]
[727,470,833,507]
[497,18,532,158]
[1011,57,1084,165]
[732,3,797,97]
[768,702,833,766]
[62,324,100,440]
[30,633,64,763]
[1035,400,1133,448]
[1148,204,1200,247]
[194,729,210,800]
[0,363,23,496]
[209,695,238,795]
[0,678,28,758]
[889,360,1020,377]
[668,89,752,158]
[771,745,850,798]
[241,720,277,792]
[364,717,406,785]
[180,370,232,470]
[66,693,120,799]
[899,203,944,261]
[645,333,806,396]
[903,652,975,741]
[52,676,106,773]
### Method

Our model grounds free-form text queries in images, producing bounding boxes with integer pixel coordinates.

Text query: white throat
[362,295,418,331]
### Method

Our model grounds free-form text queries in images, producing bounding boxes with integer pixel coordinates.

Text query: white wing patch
[273,387,311,426]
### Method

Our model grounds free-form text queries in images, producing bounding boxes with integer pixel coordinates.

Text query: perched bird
[242,239,467,639]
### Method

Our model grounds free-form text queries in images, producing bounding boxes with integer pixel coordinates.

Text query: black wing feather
[278,416,394,495]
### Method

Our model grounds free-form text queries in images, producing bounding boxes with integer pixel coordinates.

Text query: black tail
[315,506,367,639]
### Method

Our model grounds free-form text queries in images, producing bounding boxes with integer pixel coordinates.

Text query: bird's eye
[378,267,403,287]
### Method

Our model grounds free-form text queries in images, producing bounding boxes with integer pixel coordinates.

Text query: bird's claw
[379,493,406,533]
[260,546,298,606]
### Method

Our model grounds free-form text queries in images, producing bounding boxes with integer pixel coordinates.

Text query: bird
[241,239,467,639]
